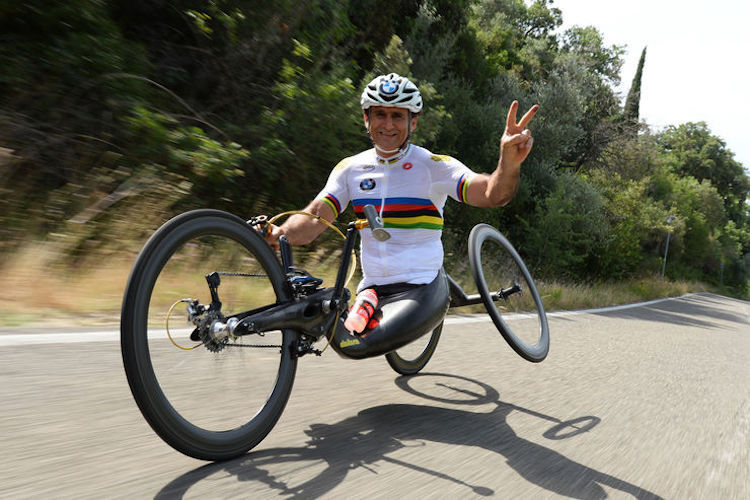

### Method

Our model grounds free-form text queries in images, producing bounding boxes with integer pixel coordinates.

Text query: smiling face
[364,106,419,157]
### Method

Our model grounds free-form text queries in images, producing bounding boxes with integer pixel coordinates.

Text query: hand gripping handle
[363,204,391,241]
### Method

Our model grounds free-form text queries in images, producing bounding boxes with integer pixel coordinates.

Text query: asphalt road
[1,293,748,499]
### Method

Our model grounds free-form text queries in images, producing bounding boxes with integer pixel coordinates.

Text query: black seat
[328,269,450,359]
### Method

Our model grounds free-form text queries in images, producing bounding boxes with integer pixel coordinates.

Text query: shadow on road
[592,293,748,330]
[156,374,661,499]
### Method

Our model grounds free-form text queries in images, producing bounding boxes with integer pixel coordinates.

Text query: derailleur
[186,272,233,352]
[294,335,323,358]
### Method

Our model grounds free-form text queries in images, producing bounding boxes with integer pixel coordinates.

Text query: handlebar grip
[363,205,391,241]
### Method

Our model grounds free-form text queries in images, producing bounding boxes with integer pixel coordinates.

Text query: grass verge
[0,243,727,328]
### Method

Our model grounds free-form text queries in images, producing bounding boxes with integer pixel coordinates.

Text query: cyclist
[264,73,538,357]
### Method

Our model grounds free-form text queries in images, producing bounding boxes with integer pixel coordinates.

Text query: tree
[657,122,749,224]
[623,46,646,126]
[555,26,624,170]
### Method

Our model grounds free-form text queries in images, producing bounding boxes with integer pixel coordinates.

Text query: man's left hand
[500,101,539,166]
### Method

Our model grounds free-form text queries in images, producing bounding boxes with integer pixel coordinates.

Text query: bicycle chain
[225,342,281,349]
[216,272,267,277]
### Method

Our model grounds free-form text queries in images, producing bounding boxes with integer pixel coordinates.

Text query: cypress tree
[624,46,647,124]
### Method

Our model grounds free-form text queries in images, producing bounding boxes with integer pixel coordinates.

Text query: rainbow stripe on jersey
[353,198,443,230]
[320,193,342,217]
[457,173,470,203]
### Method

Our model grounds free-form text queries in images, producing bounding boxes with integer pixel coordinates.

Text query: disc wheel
[385,322,442,375]
[468,224,549,362]
[121,209,297,461]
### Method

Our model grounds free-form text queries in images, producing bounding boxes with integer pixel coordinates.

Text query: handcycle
[120,206,549,461]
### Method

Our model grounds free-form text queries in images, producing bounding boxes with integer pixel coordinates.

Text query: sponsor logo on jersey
[362,164,376,172]
[430,154,452,162]
[360,179,376,191]
[332,158,352,172]
[403,162,413,170]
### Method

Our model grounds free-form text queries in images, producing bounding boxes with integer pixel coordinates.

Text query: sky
[550,0,750,170]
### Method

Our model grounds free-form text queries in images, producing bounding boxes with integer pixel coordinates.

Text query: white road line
[0,329,185,347]
[0,293,706,347]
[446,293,700,324]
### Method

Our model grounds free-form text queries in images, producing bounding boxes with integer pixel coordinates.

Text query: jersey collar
[375,144,411,165]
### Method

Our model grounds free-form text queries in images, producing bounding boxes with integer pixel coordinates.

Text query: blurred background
[1,0,748,325]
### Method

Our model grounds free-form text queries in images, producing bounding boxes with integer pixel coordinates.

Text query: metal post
[661,232,671,280]
[661,215,675,280]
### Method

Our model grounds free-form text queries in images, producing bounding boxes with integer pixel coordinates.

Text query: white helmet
[360,73,423,113]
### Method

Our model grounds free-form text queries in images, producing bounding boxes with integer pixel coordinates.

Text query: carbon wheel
[385,322,442,375]
[468,224,549,362]
[121,210,297,461]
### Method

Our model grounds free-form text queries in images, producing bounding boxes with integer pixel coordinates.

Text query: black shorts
[370,282,422,297]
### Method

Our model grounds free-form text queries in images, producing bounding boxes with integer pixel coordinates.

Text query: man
[265,73,538,289]
[264,73,538,357]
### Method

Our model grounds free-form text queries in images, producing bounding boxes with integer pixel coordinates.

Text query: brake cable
[166,299,201,350]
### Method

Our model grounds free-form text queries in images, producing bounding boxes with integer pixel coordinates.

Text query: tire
[468,224,549,362]
[121,209,297,461]
[385,322,443,375]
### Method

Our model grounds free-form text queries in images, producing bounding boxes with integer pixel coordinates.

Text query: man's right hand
[257,200,337,250]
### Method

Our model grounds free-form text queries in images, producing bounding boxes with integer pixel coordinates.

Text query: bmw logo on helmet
[379,80,398,95]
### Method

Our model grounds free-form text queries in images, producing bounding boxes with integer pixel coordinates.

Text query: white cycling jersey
[317,144,477,290]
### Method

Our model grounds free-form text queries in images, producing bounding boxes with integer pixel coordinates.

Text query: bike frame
[202,219,361,354]
[199,211,520,357]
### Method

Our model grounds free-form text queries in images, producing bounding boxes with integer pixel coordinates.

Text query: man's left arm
[465,101,539,208]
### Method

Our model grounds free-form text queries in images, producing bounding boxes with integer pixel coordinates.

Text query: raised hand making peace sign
[464,100,539,207]
[499,100,539,167]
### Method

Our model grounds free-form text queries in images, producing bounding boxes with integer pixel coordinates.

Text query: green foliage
[243,40,367,209]
[185,2,245,40]
[623,47,646,124]
[124,107,247,188]
[560,26,623,84]
[589,170,669,277]
[471,0,562,78]
[594,130,664,181]
[373,35,413,76]
[0,0,746,294]
[521,172,608,280]
[658,122,749,223]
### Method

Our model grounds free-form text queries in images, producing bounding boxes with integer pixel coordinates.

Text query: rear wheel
[385,322,442,375]
[468,224,549,362]
[121,209,297,461]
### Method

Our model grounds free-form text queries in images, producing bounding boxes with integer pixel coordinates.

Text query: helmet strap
[402,111,413,149]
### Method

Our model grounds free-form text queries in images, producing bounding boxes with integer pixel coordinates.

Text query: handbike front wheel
[468,224,549,362]
[385,322,443,376]
[121,209,297,461]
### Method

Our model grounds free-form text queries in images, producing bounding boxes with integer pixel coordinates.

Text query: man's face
[364,106,419,155]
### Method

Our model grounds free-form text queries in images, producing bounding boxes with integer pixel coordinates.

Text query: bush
[521,172,608,280]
